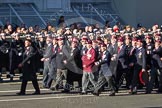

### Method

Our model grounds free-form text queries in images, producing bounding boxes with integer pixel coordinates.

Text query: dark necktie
[26,49,29,55]
[129,47,135,56]
[118,47,121,54]
[101,52,103,58]
[52,46,55,52]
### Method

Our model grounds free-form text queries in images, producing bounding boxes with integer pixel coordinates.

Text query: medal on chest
[138,52,142,58]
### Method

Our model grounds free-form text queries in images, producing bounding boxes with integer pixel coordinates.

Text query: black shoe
[39,72,43,75]
[145,89,151,94]
[115,87,118,93]
[145,91,151,94]
[32,91,40,95]
[0,78,3,82]
[132,91,137,94]
[80,91,87,95]
[7,74,14,81]
[129,90,137,95]
[92,92,99,96]
[19,76,23,80]
[10,77,13,81]
[157,90,162,94]
[62,89,70,93]
[109,92,115,96]
[16,92,25,95]
[137,85,143,89]
[43,85,49,89]
[6,74,10,78]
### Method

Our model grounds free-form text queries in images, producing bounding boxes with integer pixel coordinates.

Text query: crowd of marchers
[0,22,161,96]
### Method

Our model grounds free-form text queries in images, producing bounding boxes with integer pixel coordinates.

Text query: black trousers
[20,79,40,93]
[131,64,142,90]
[66,70,82,91]
[146,67,162,92]
[115,67,126,88]
[125,67,134,88]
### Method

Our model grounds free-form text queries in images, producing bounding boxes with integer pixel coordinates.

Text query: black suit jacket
[80,45,87,56]
[56,45,67,69]
[117,45,127,69]
[145,43,154,67]
[135,47,146,69]
[34,40,45,55]
[109,43,118,74]
[43,43,53,59]
[50,44,58,68]
[65,47,82,73]
[43,43,53,64]
[152,47,162,68]
[21,46,37,81]
[109,43,118,56]
[98,50,112,76]
[128,46,137,66]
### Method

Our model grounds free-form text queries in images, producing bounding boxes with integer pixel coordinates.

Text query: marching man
[93,43,116,96]
[81,40,96,94]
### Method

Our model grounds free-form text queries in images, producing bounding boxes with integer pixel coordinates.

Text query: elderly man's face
[136,42,142,48]
[25,40,31,47]
[146,38,151,44]
[117,41,123,47]
[132,41,137,47]
[111,38,117,45]
[86,43,92,49]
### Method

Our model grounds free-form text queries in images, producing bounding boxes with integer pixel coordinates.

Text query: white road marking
[0,94,100,102]
[0,92,130,102]
[0,89,129,93]
[0,89,49,93]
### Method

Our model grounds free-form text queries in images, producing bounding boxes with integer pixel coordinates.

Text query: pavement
[0,73,162,108]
